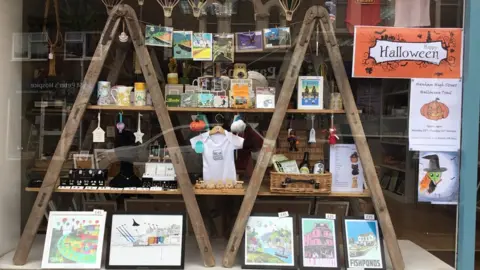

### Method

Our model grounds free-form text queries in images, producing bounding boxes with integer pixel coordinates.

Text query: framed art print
[41,211,107,269]
[242,214,296,269]
[297,76,324,110]
[235,31,263,52]
[145,25,173,47]
[106,213,186,269]
[343,217,386,269]
[173,31,193,59]
[213,33,235,62]
[300,216,340,269]
[263,27,291,49]
[192,33,213,61]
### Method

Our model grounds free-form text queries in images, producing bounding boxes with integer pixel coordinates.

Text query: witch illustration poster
[301,218,339,268]
[41,211,107,269]
[213,33,234,62]
[235,31,263,52]
[329,144,365,193]
[192,33,213,61]
[145,25,173,47]
[297,76,324,110]
[173,31,193,59]
[243,215,296,268]
[344,218,385,269]
[107,214,185,268]
[418,151,459,204]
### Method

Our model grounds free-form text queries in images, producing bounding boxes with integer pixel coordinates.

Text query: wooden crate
[270,172,332,194]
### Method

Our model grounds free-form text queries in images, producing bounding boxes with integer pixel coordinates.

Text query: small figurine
[328,126,339,145]
[287,130,299,152]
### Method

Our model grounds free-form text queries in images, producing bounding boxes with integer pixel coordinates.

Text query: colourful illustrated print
[302,218,338,268]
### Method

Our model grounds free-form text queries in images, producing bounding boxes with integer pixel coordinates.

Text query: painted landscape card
[243,215,296,269]
[263,27,291,49]
[298,76,324,110]
[106,213,185,269]
[213,33,234,62]
[173,31,193,59]
[192,33,213,61]
[418,151,459,204]
[301,217,339,269]
[41,211,107,269]
[145,25,173,47]
[343,218,385,269]
[236,31,263,52]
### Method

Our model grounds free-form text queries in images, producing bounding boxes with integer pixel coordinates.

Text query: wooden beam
[122,5,215,267]
[318,8,405,270]
[106,42,129,84]
[12,9,122,266]
[222,6,319,267]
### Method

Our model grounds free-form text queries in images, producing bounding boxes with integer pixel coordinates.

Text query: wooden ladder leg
[222,6,320,267]
[318,8,405,270]
[12,12,122,266]
[122,5,215,267]
[107,42,130,84]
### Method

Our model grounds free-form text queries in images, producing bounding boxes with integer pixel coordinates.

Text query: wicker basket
[270,172,332,194]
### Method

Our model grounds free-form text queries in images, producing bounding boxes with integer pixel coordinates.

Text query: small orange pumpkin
[190,120,206,132]
[420,98,449,121]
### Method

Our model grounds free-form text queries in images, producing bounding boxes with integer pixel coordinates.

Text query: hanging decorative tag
[195,141,204,154]
[134,113,144,144]
[119,21,129,42]
[93,112,105,143]
[308,115,316,144]
[106,126,115,138]
[48,53,54,60]
[116,112,125,133]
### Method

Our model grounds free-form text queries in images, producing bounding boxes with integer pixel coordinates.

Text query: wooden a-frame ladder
[12,4,216,267]
[223,6,405,269]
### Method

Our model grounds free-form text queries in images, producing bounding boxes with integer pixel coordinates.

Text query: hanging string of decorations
[43,0,63,77]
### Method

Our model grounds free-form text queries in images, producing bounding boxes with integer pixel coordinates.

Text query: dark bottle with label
[299,152,310,174]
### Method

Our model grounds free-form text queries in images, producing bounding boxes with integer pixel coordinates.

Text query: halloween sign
[409,78,462,152]
[418,151,459,204]
[352,26,463,78]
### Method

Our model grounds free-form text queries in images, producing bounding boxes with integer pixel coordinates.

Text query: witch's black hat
[132,219,140,226]
[422,154,447,172]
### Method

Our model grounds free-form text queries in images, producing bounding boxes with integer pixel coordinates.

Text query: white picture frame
[41,211,107,269]
[297,76,324,110]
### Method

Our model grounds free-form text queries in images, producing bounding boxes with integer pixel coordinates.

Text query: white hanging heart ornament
[116,122,125,133]
[119,32,129,42]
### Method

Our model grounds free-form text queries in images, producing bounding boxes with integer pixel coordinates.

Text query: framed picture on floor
[242,214,297,269]
[106,213,186,269]
[343,216,386,269]
[41,211,107,269]
[299,216,340,269]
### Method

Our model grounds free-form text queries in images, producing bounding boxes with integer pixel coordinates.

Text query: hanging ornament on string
[93,111,106,143]
[327,114,339,145]
[315,22,320,56]
[119,21,129,42]
[308,115,316,144]
[286,116,299,152]
[134,113,144,144]
[116,112,125,133]
[43,0,63,77]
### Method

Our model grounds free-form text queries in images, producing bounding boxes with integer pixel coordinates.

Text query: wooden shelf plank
[25,186,371,197]
[86,105,352,114]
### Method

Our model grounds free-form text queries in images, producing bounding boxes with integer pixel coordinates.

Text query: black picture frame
[342,216,386,270]
[298,215,341,270]
[105,212,186,269]
[241,213,297,270]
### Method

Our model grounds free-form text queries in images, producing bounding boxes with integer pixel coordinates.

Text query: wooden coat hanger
[209,113,225,135]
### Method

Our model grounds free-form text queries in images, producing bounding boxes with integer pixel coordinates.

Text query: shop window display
[0,0,469,269]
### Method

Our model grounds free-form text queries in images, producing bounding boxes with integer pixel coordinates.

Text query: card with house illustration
[243,215,296,269]
[343,217,386,270]
[300,217,340,269]
[106,213,186,269]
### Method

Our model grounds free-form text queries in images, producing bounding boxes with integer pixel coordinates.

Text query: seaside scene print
[235,31,263,52]
[344,219,384,269]
[41,211,106,269]
[298,76,324,109]
[173,31,193,59]
[213,34,234,62]
[264,27,291,49]
[244,216,295,267]
[301,218,338,268]
[145,25,173,47]
[108,214,184,267]
[192,33,213,61]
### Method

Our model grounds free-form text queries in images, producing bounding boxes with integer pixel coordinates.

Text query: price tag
[278,211,289,218]
[106,126,115,138]
[137,188,149,191]
[104,186,112,190]
[110,187,123,191]
[93,209,105,215]
[124,187,137,190]
[72,186,84,190]
[364,214,375,220]
[97,187,107,190]
[326,213,336,220]
[58,186,70,189]
[150,187,163,191]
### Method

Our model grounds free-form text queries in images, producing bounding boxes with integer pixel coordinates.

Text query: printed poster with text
[352,26,463,79]
[329,144,364,193]
[409,78,462,152]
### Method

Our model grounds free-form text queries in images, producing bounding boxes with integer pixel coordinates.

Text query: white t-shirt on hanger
[394,0,431,27]
[190,131,244,184]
